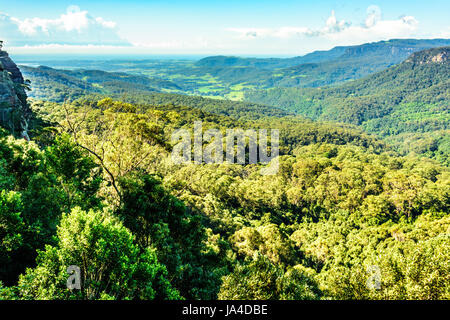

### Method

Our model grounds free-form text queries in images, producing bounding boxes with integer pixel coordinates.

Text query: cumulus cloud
[365,5,382,28]
[0,5,129,47]
[227,5,419,42]
[325,10,350,33]
[227,27,314,39]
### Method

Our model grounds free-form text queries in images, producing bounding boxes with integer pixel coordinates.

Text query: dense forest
[1,96,448,300]
[1,43,449,300]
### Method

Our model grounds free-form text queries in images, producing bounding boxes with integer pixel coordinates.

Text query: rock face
[0,49,30,139]
[343,44,415,58]
[405,46,450,65]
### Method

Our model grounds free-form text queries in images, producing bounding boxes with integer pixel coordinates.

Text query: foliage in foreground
[1,97,449,300]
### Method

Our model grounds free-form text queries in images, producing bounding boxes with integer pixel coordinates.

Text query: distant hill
[197,39,450,69]
[18,39,450,101]
[195,48,348,69]
[20,45,450,164]
[246,47,449,122]
[196,39,450,88]
[20,65,293,120]
[245,47,450,164]
[20,65,181,102]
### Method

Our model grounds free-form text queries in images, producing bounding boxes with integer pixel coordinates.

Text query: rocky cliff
[405,46,449,65]
[0,48,30,140]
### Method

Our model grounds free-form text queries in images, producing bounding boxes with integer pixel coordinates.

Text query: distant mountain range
[246,46,449,123]
[19,65,181,102]
[197,39,450,69]
[246,46,450,164]
[17,40,450,164]
[19,39,450,97]
[195,39,450,88]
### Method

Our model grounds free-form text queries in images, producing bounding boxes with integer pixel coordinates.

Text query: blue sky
[1,0,449,56]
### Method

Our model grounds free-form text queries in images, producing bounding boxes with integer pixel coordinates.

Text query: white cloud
[325,10,350,33]
[0,6,128,46]
[227,6,419,43]
[365,5,382,28]
[325,14,418,44]
[227,27,315,39]
[0,4,441,56]
[95,17,117,29]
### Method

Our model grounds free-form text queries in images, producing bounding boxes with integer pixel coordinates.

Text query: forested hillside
[17,39,450,100]
[19,65,181,102]
[194,39,450,89]
[20,65,294,120]
[21,47,449,165]
[246,47,450,165]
